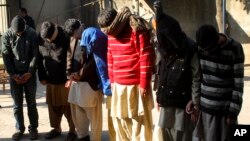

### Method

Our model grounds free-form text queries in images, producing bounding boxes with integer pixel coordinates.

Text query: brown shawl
[101,7,150,37]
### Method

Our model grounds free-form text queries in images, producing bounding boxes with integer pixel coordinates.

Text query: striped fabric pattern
[107,27,154,89]
[199,37,244,119]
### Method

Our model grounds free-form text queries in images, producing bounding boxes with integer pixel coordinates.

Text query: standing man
[1,15,39,140]
[64,19,105,141]
[37,21,76,141]
[98,7,155,141]
[153,1,201,141]
[19,8,36,30]
[194,25,244,141]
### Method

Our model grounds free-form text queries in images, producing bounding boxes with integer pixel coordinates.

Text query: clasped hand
[12,73,32,84]
[65,73,80,88]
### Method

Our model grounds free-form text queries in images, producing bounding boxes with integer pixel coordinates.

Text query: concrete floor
[0,82,110,141]
[0,66,250,141]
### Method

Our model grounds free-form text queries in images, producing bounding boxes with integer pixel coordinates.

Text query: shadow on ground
[0,131,109,141]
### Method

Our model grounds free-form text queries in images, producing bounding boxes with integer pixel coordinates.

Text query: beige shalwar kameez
[68,81,102,141]
[111,82,154,141]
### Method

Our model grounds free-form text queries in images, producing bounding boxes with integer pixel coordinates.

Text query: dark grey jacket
[1,26,38,76]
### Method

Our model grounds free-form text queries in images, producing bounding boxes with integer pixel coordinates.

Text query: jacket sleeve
[228,43,245,119]
[37,45,48,81]
[107,38,114,84]
[78,47,88,79]
[66,38,75,78]
[137,30,155,89]
[1,32,16,76]
[190,52,201,105]
[28,31,38,75]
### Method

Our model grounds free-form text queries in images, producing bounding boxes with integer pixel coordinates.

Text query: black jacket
[37,26,69,84]
[156,38,198,108]
[1,26,38,76]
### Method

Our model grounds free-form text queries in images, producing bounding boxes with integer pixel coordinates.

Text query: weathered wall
[227,0,250,65]
[6,0,250,64]
[111,0,217,39]
[6,0,20,21]
[108,0,154,21]
[112,0,250,64]
[7,0,101,30]
[20,0,81,30]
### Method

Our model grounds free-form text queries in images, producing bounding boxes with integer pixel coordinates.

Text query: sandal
[12,131,23,141]
[45,129,61,139]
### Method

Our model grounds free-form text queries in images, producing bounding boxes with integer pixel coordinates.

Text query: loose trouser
[112,97,153,141]
[193,112,229,141]
[111,83,153,141]
[106,96,116,141]
[70,94,102,141]
[46,84,75,131]
[10,74,38,132]
[158,108,195,141]
[48,104,75,131]
[112,108,153,141]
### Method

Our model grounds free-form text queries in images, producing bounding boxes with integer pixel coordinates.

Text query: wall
[108,0,154,21]
[7,0,101,30]
[6,0,19,22]
[110,0,217,39]
[112,0,250,64]
[20,0,81,30]
[6,0,250,64]
[227,0,250,65]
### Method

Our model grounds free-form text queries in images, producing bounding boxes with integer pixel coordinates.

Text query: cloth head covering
[11,15,26,33]
[196,25,219,50]
[101,7,151,37]
[154,1,186,57]
[80,27,111,95]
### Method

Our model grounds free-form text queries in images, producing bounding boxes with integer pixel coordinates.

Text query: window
[0,0,8,35]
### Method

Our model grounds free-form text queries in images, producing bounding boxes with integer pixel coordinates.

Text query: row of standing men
[1,4,245,141]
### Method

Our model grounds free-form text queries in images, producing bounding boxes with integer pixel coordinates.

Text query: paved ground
[0,82,110,141]
[0,66,250,141]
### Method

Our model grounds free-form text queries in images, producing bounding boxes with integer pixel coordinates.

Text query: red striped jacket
[107,26,154,89]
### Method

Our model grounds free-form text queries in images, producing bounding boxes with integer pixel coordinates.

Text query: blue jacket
[80,27,112,96]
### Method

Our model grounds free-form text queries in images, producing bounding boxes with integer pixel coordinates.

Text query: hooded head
[196,25,219,50]
[11,15,26,34]
[153,0,163,22]
[154,1,186,56]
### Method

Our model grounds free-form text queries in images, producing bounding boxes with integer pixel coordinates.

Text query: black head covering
[154,1,186,57]
[11,15,26,33]
[196,25,219,49]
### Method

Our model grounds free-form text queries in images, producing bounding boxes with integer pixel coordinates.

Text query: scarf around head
[101,7,150,37]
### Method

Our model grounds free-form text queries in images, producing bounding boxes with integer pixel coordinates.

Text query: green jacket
[1,26,38,76]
